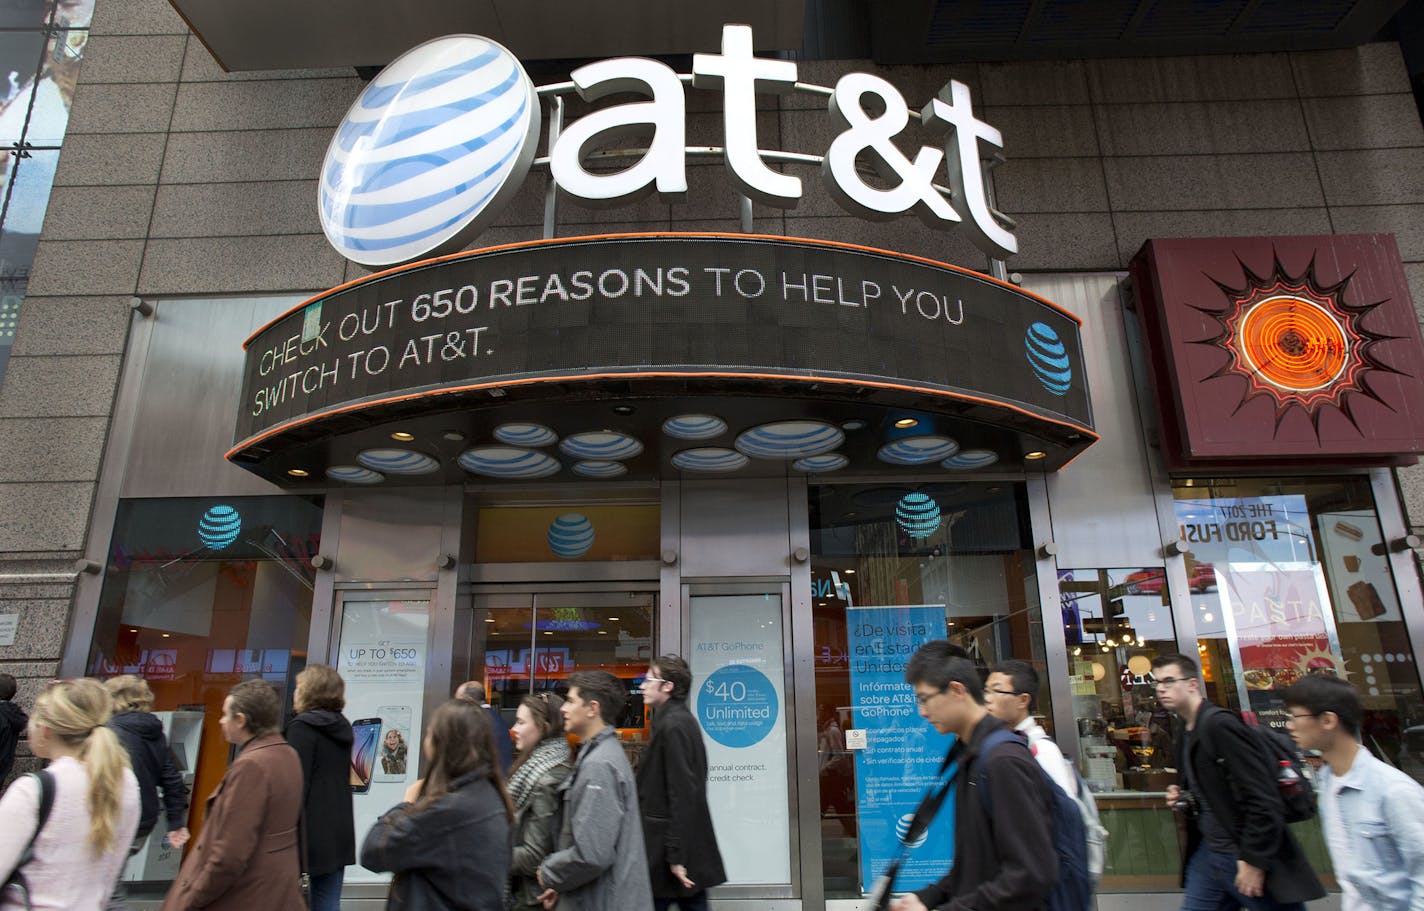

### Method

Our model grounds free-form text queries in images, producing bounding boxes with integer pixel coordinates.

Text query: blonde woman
[0,678,140,911]
[105,676,190,850]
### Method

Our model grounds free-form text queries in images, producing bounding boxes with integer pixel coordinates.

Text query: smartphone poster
[336,599,430,884]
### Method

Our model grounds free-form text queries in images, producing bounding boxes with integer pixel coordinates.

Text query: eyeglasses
[644,675,668,685]
[1153,676,1190,689]
[914,687,947,706]
[1287,711,1320,721]
[986,688,1023,697]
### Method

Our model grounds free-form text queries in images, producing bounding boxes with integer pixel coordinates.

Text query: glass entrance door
[461,588,657,759]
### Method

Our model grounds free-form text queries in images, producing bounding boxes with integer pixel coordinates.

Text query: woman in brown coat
[161,680,306,911]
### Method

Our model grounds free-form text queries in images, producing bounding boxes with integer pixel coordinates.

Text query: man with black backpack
[891,642,1065,911]
[1152,653,1324,911]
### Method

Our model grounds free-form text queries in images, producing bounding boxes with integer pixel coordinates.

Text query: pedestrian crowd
[889,644,1424,911]
[0,657,724,911]
[4,641,1424,911]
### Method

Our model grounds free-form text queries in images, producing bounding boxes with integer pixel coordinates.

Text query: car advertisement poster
[847,604,953,894]
[1175,495,1344,726]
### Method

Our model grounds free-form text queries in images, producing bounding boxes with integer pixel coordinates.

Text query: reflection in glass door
[466,589,655,762]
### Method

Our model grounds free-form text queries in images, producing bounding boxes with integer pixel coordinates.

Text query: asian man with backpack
[986,660,1108,889]
[892,642,1091,911]
[1153,653,1325,911]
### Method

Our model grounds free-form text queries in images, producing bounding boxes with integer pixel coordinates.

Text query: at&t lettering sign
[320,25,1015,268]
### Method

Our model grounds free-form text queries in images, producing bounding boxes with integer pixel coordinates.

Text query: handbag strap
[4,769,56,910]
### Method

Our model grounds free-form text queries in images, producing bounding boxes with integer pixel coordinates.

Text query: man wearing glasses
[892,642,1057,911]
[1152,653,1323,911]
[637,655,726,911]
[984,660,1076,798]
[1283,673,1424,911]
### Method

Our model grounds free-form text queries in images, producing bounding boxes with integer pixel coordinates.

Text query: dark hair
[905,642,984,704]
[1283,673,1361,738]
[0,672,17,701]
[295,664,345,713]
[510,692,567,773]
[416,699,514,820]
[567,670,625,725]
[229,679,283,736]
[1150,653,1199,679]
[651,654,692,700]
[990,659,1039,709]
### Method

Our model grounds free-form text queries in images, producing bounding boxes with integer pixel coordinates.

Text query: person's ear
[1319,711,1341,732]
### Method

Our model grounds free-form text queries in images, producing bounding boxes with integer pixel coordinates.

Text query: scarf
[507,737,570,812]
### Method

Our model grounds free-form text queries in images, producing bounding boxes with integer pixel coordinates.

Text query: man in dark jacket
[0,672,26,784]
[894,641,1057,911]
[456,678,514,773]
[637,654,727,911]
[1153,653,1325,910]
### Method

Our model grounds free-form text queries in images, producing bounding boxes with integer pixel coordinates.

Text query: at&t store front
[57,27,1424,911]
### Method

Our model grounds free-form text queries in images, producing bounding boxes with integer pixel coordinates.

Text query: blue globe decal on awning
[1025,321,1073,396]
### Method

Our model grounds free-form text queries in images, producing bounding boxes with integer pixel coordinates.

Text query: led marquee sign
[319,25,1015,268]
[231,234,1092,467]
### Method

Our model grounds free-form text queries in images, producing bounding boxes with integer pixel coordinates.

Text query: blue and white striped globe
[198,504,242,550]
[878,435,960,465]
[735,421,844,460]
[895,812,928,849]
[1025,322,1073,396]
[662,414,727,440]
[356,448,441,474]
[548,513,595,559]
[458,446,561,478]
[941,449,999,470]
[493,423,557,447]
[572,460,627,479]
[896,492,941,539]
[319,35,541,267]
[325,465,385,484]
[671,448,749,473]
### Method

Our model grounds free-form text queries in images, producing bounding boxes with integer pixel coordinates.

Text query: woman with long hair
[285,665,355,911]
[0,678,139,911]
[161,680,305,911]
[361,699,512,911]
[506,693,571,911]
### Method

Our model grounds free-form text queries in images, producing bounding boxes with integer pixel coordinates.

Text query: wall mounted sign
[1130,235,1424,467]
[319,25,1016,267]
[230,234,1092,474]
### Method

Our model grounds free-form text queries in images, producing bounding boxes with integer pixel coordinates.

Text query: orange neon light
[1237,296,1349,392]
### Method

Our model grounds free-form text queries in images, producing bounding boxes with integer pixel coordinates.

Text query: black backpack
[977,728,1094,911]
[1208,712,1317,825]
[2,769,55,911]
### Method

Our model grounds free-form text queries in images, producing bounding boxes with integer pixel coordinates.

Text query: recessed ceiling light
[286,468,309,477]
[844,569,855,574]
[607,616,619,621]
[128,628,138,633]
[542,631,553,636]
[612,405,635,415]
[841,419,867,431]
[1025,451,1047,460]
[390,431,415,442]
[161,633,171,638]
[894,418,918,428]
[598,630,608,635]
[484,618,495,623]
[442,430,467,442]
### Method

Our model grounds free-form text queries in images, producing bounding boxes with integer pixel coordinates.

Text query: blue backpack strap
[972,727,1030,815]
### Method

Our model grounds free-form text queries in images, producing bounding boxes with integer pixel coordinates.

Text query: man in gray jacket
[538,670,653,911]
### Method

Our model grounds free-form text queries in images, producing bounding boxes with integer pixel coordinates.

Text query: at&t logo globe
[319,35,540,268]
[197,504,242,550]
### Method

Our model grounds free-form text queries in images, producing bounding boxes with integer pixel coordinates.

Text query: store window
[808,483,1048,899]
[1173,477,1423,781]
[1057,567,1182,890]
[0,0,90,389]
[473,504,660,562]
[87,495,322,886]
